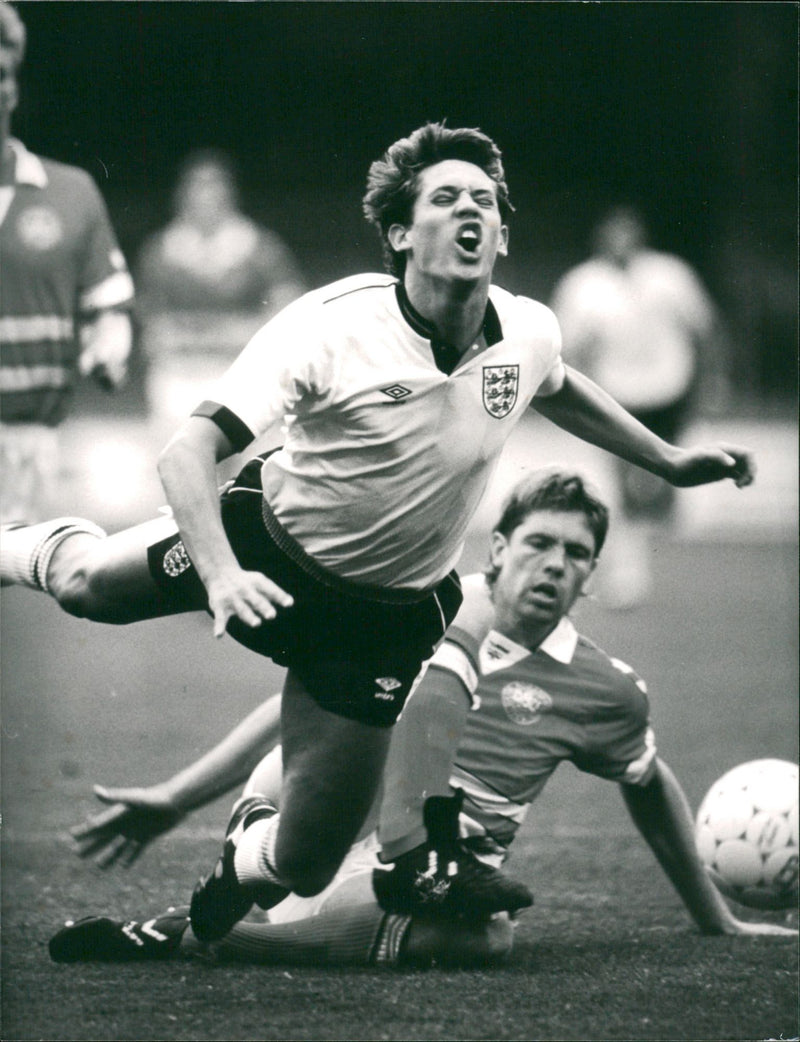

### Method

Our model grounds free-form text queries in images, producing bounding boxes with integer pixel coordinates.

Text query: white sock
[0,517,106,591]
[233,815,286,888]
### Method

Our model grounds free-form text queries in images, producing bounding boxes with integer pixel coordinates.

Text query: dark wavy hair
[485,469,609,586]
[362,122,514,278]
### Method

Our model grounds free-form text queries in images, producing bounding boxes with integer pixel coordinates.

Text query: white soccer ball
[695,759,799,910]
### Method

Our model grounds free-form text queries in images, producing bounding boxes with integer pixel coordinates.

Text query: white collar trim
[8,139,48,188]
[483,615,579,667]
[538,615,580,663]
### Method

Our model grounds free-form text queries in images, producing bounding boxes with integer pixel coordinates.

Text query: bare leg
[27,515,203,622]
[274,670,392,896]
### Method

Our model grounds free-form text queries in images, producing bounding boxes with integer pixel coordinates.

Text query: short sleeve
[199,294,336,440]
[75,173,134,312]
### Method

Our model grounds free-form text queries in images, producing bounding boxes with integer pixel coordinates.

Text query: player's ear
[579,558,598,597]
[489,531,508,572]
[497,225,509,258]
[388,223,412,254]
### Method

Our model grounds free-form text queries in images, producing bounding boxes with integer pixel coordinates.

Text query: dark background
[11,1,798,403]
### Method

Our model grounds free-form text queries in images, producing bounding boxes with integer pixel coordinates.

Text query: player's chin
[449,252,490,279]
[520,597,561,623]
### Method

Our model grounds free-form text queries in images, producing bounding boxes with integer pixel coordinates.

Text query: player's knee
[481,914,515,963]
[405,912,515,967]
[275,854,338,897]
[49,548,99,617]
[448,914,515,966]
[274,808,365,896]
[51,546,117,621]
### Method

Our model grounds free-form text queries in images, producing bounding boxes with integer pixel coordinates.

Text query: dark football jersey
[453,617,656,849]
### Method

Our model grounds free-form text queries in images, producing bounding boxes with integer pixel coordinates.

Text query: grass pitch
[2,528,797,1041]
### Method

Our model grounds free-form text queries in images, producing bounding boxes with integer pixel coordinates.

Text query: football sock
[377,657,475,862]
[192,900,410,966]
[0,517,106,592]
[233,814,287,889]
[371,911,414,965]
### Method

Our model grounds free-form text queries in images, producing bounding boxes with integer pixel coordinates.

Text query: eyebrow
[524,532,594,552]
[428,182,496,196]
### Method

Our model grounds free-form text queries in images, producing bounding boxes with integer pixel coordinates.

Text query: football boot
[373,791,533,918]
[190,794,286,942]
[49,908,189,962]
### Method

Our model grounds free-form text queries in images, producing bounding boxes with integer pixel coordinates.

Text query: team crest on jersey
[16,206,64,251]
[482,365,519,418]
[501,681,553,726]
[163,540,192,577]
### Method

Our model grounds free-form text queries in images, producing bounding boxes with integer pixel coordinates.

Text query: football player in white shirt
[550,205,733,608]
[2,123,756,941]
[52,469,795,967]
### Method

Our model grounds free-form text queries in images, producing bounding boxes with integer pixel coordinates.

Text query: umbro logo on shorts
[380,385,412,401]
[374,676,402,700]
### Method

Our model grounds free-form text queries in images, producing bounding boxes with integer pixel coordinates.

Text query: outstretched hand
[667,443,756,489]
[69,785,185,869]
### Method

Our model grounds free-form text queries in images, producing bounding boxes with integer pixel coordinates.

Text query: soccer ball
[695,759,799,910]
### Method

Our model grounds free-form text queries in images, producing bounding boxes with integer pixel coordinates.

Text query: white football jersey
[205,274,564,588]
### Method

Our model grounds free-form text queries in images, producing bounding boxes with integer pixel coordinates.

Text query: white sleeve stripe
[80,271,135,311]
[429,641,481,709]
[623,727,658,785]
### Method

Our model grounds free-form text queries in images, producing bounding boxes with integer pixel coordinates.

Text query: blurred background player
[52,469,797,967]
[0,2,134,523]
[135,148,305,437]
[550,205,732,608]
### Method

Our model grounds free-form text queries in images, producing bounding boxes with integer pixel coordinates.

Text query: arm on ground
[621,757,797,937]
[70,693,283,868]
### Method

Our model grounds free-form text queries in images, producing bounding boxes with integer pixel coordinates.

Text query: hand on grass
[69,785,185,868]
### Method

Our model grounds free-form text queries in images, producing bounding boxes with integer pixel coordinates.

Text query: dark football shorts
[147,456,463,727]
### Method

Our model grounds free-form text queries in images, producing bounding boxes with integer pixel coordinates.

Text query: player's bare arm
[157,417,293,637]
[70,695,284,867]
[620,759,796,938]
[533,365,755,489]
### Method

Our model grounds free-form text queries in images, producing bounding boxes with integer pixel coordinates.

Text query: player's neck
[495,614,560,653]
[0,134,15,186]
[403,272,490,353]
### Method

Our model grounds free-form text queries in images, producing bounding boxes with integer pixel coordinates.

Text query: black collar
[395,283,504,350]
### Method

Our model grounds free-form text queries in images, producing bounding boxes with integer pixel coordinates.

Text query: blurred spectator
[135,149,306,431]
[550,205,732,608]
[0,2,134,522]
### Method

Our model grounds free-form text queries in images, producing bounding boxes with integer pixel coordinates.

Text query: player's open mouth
[455,226,481,255]
[530,582,558,603]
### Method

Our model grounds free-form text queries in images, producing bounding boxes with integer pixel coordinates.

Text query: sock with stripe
[233,814,287,889]
[192,900,410,967]
[1,517,106,592]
